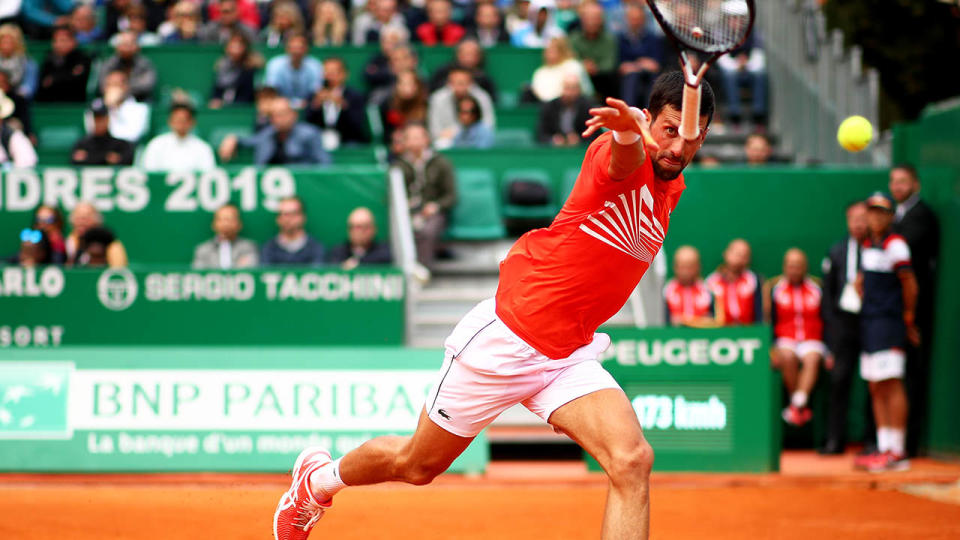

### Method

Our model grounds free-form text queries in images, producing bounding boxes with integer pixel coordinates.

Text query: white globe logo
[96,269,139,311]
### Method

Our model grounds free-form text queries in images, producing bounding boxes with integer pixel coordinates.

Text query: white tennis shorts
[774,338,827,359]
[425,298,620,438]
[860,348,906,382]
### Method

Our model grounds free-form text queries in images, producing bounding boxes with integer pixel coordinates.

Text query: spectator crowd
[0,0,770,171]
[662,165,940,473]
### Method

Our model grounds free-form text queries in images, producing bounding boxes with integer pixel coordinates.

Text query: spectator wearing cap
[9,228,52,267]
[264,32,324,109]
[219,97,330,166]
[328,207,393,270]
[416,0,465,46]
[853,191,918,472]
[36,25,91,103]
[260,196,326,266]
[192,204,259,269]
[72,99,135,166]
[889,163,939,456]
[66,201,128,267]
[141,103,216,171]
[0,89,37,168]
[86,69,150,142]
[98,30,158,102]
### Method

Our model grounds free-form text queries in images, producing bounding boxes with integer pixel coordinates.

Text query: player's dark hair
[892,162,918,180]
[648,71,715,127]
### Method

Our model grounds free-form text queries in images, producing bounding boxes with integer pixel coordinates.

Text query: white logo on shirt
[578,185,664,262]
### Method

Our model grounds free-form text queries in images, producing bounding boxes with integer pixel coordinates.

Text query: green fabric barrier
[0,347,488,473]
[0,266,404,346]
[587,325,779,472]
[893,104,960,457]
[0,166,389,264]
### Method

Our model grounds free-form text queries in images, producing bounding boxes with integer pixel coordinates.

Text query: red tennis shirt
[495,132,686,359]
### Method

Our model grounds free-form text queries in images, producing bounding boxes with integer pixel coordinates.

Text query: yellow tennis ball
[837,116,873,152]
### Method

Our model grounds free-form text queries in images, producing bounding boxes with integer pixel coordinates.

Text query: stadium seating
[446,168,506,241]
[500,168,556,220]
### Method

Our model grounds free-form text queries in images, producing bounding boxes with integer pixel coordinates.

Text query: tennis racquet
[644,0,756,140]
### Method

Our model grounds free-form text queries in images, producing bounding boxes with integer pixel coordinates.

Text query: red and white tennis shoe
[273,446,334,540]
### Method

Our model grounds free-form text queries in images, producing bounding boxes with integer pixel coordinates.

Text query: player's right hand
[582,98,658,151]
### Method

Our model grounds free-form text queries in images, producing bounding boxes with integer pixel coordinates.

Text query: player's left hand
[582,98,658,151]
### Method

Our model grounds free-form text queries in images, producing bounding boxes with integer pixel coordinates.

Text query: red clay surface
[1,451,958,540]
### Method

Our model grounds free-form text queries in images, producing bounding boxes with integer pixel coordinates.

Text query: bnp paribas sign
[0,350,489,474]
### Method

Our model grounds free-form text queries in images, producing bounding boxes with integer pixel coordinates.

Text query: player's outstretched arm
[582,97,659,180]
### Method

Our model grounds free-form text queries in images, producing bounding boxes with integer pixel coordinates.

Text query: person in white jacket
[84,69,150,142]
[141,103,216,171]
[0,89,37,169]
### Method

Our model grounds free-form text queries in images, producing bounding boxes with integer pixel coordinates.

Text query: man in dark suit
[820,201,875,454]
[536,74,596,146]
[889,163,940,456]
[305,57,371,149]
[328,207,393,270]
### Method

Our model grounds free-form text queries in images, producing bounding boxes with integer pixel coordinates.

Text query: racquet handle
[679,83,701,141]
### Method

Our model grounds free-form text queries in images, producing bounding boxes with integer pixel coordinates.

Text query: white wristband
[612,130,641,145]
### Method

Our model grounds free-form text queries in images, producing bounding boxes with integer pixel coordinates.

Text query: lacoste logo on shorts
[437,409,452,420]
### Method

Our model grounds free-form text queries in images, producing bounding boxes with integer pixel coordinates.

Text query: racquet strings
[655,0,751,52]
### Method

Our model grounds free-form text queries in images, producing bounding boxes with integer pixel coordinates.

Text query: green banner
[0,348,488,473]
[590,325,779,472]
[0,267,404,346]
[0,166,389,264]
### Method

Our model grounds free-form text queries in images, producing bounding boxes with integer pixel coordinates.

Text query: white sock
[308,458,348,501]
[889,429,906,456]
[877,427,891,453]
[791,391,808,409]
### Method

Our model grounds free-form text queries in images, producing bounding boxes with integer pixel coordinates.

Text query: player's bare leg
[548,388,653,540]
[274,409,472,539]
[339,409,474,486]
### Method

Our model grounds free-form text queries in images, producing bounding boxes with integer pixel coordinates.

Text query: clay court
[2,451,958,540]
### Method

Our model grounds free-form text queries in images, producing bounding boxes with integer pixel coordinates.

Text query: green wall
[893,104,960,457]
[0,166,389,265]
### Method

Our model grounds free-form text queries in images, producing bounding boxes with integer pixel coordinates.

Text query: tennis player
[274,71,716,540]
